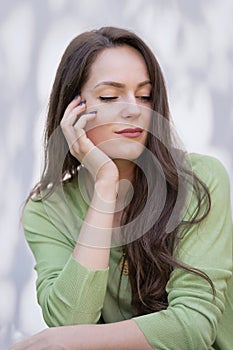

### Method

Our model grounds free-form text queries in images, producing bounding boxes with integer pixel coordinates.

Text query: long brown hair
[28,27,214,316]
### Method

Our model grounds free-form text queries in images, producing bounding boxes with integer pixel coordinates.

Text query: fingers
[71,112,97,155]
[61,97,86,126]
[60,97,97,161]
[63,95,81,117]
[61,97,96,130]
[73,112,97,138]
[60,99,117,182]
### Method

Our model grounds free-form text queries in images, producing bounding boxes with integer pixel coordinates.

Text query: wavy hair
[28,27,214,316]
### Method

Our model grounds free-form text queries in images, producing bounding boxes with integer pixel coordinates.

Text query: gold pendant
[119,255,129,275]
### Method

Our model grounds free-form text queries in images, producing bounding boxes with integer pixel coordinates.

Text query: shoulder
[175,154,233,262]
[187,152,231,192]
[23,178,88,240]
[179,152,232,228]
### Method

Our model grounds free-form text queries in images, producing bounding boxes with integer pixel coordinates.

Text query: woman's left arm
[8,320,152,350]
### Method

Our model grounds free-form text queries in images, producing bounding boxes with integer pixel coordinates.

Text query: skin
[82,45,152,162]
[9,46,153,350]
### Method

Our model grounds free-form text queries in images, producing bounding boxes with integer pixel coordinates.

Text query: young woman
[10,27,233,349]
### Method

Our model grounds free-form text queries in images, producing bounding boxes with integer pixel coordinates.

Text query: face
[81,45,152,161]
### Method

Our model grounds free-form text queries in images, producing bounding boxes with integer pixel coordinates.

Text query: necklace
[119,253,129,275]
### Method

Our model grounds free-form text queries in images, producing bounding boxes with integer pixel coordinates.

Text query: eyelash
[138,96,152,102]
[99,96,118,101]
[99,96,151,102]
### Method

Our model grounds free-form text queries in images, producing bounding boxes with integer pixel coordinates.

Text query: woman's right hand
[60,96,119,185]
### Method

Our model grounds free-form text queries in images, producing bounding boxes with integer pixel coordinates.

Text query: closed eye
[99,95,152,103]
[137,96,152,102]
[99,96,118,102]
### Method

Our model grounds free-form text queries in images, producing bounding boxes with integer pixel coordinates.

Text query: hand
[60,96,119,183]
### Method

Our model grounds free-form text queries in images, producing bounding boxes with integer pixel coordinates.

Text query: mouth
[115,127,143,138]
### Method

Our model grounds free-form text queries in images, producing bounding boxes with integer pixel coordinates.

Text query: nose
[120,96,141,119]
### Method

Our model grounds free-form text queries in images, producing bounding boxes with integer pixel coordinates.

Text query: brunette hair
[28,26,214,316]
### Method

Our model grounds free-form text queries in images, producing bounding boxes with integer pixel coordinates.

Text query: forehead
[87,45,149,84]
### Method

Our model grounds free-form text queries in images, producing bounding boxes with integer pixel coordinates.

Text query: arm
[23,194,110,326]
[60,95,120,270]
[23,155,232,348]
[18,95,153,349]
[23,96,120,326]
[9,320,152,350]
[72,178,117,270]
[133,155,233,349]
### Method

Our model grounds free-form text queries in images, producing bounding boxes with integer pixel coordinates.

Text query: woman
[10,27,233,349]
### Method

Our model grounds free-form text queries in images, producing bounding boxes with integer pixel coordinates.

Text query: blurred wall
[1,0,233,347]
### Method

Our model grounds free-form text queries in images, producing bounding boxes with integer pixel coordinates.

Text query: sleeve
[22,190,109,327]
[133,155,233,349]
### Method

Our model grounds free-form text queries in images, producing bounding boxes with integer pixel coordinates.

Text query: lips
[115,128,143,138]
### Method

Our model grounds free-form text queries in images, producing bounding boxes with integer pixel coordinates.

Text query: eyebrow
[94,80,152,89]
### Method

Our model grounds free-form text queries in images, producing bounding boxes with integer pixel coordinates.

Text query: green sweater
[23,154,233,350]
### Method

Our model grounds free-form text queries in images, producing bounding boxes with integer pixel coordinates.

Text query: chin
[101,143,146,161]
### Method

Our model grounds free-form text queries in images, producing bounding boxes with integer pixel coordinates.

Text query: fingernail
[78,100,86,106]
[89,110,97,114]
[74,94,80,99]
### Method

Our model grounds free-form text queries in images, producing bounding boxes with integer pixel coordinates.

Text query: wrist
[94,179,118,201]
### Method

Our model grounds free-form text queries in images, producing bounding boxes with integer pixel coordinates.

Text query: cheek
[86,126,111,146]
[86,129,99,145]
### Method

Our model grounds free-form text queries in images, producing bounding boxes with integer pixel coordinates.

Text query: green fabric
[23,154,233,349]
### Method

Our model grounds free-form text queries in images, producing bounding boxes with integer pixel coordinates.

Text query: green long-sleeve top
[23,154,233,349]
